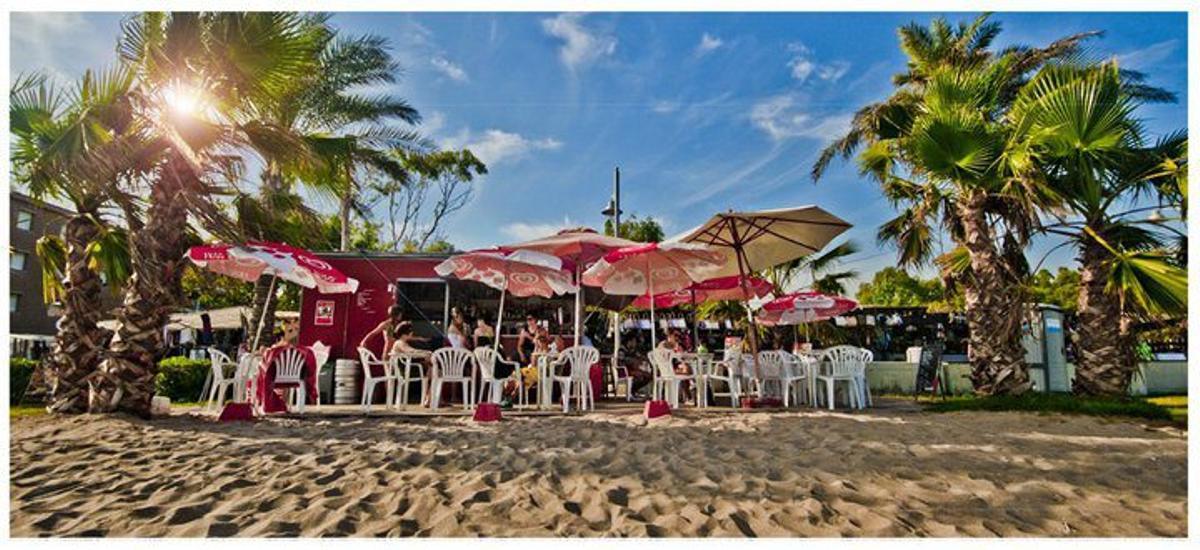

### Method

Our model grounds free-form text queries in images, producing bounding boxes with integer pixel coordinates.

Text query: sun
[161,84,204,118]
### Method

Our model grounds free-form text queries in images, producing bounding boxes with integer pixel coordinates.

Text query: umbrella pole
[251,274,278,352]
[574,263,582,347]
[494,287,506,353]
[691,289,700,351]
[648,256,657,348]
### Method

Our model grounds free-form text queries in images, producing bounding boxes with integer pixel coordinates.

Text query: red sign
[314,300,335,326]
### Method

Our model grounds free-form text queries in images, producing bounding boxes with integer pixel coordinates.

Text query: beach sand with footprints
[10,404,1187,537]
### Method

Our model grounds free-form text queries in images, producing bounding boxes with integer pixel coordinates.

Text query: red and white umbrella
[757,291,858,326]
[435,249,576,351]
[186,241,359,349]
[582,241,726,346]
[631,275,774,310]
[187,241,359,294]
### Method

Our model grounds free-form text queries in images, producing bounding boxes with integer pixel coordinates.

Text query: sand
[9,402,1187,537]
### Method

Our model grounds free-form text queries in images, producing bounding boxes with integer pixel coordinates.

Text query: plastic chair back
[432,347,475,379]
[558,346,599,381]
[273,348,306,382]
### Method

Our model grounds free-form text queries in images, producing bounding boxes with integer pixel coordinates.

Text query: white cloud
[652,100,681,114]
[695,33,724,56]
[501,218,579,241]
[422,111,446,136]
[750,94,852,142]
[443,129,563,166]
[10,13,107,83]
[786,42,851,83]
[1116,40,1179,70]
[540,13,617,71]
[430,56,469,82]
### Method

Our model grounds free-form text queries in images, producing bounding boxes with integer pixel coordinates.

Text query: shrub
[10,358,38,405]
[925,393,1174,422]
[155,357,211,402]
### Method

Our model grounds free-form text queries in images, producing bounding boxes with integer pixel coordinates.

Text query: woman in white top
[446,307,468,348]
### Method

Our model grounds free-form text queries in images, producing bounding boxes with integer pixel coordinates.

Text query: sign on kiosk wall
[314,300,335,326]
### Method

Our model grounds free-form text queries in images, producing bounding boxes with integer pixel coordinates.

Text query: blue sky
[10,11,1189,291]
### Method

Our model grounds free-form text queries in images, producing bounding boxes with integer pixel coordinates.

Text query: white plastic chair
[650,348,694,408]
[609,357,634,401]
[270,347,308,413]
[474,347,521,405]
[705,349,742,407]
[430,347,476,410]
[233,353,259,404]
[390,353,426,408]
[779,351,813,407]
[357,347,397,413]
[755,351,788,400]
[551,346,600,413]
[815,345,864,410]
[854,349,874,407]
[205,349,237,410]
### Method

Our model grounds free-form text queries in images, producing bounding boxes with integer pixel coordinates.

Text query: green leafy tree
[855,267,947,307]
[1024,268,1080,311]
[767,241,859,295]
[603,214,665,243]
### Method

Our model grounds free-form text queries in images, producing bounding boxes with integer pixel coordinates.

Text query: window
[16,210,33,231]
[10,293,19,313]
[10,251,28,271]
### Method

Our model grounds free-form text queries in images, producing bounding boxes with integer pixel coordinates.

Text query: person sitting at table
[619,333,653,398]
[516,315,541,364]
[268,319,299,351]
[361,305,426,357]
[473,318,495,349]
[658,330,694,401]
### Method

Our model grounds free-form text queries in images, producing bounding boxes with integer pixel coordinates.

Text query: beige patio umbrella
[670,206,852,373]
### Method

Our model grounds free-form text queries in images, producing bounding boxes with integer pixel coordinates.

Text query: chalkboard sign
[913,342,946,399]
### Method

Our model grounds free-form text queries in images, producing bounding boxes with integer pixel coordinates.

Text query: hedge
[11,358,38,405]
[155,356,212,402]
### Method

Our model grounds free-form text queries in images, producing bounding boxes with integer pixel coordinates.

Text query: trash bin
[334,359,359,405]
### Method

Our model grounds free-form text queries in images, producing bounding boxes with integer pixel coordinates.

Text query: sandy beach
[10,403,1187,537]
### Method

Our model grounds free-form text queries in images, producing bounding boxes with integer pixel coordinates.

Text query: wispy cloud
[750,94,852,142]
[442,129,563,166]
[695,33,724,56]
[10,13,108,84]
[1116,39,1179,70]
[680,144,788,207]
[786,42,851,84]
[540,13,617,71]
[501,218,579,241]
[430,56,469,82]
[651,100,681,114]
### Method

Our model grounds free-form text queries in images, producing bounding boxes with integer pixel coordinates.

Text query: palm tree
[10,70,141,413]
[767,241,860,295]
[809,14,1151,396]
[1013,62,1187,395]
[88,13,326,415]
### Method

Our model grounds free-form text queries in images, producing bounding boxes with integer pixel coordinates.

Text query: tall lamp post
[601,167,624,395]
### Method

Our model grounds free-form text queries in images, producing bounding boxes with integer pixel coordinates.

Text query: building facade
[9,191,72,344]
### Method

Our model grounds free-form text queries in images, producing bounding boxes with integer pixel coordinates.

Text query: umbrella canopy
[501,227,639,265]
[583,241,726,347]
[187,241,359,294]
[501,227,640,346]
[631,275,774,310]
[434,249,576,298]
[671,206,852,278]
[757,291,858,326]
[435,248,575,353]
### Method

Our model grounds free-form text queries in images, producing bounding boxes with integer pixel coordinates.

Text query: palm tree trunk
[1072,236,1134,396]
[957,192,1031,396]
[89,158,192,416]
[44,214,111,413]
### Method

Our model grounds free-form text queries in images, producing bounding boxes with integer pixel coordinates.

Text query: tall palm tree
[10,69,142,413]
[1013,62,1187,395]
[88,13,326,415]
[238,30,426,342]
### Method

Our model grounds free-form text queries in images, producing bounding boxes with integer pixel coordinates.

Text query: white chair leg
[431,381,441,410]
[296,387,305,413]
[385,380,395,409]
[826,379,835,411]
